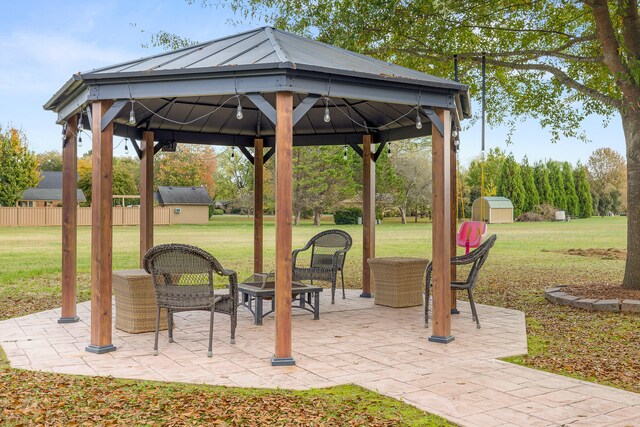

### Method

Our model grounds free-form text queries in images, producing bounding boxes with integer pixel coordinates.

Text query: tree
[391,147,432,223]
[562,162,580,217]
[574,164,594,218]
[222,0,640,286]
[35,150,63,171]
[547,161,567,212]
[155,145,217,196]
[215,149,255,214]
[465,147,506,199]
[520,156,539,213]
[533,161,554,206]
[586,147,627,211]
[0,127,39,206]
[77,154,138,205]
[497,154,526,216]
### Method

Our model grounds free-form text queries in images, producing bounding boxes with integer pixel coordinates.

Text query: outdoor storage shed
[471,196,514,224]
[156,186,212,224]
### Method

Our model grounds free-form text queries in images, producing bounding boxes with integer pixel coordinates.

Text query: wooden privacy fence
[0,207,171,226]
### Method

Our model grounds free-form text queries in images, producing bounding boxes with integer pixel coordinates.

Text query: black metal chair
[292,229,352,304]
[143,243,238,357]
[425,234,497,329]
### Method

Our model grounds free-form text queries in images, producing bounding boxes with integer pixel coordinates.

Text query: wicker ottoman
[367,257,429,308]
[113,269,167,333]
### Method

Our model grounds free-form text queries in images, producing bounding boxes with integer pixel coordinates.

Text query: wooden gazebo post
[254,138,264,274]
[59,114,79,324]
[429,108,454,343]
[140,131,154,267]
[86,100,116,354]
[361,134,375,297]
[450,130,459,314]
[272,92,294,366]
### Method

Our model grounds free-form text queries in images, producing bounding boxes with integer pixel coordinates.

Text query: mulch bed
[564,283,640,301]
[542,248,626,260]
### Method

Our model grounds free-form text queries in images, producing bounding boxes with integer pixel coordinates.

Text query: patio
[2,290,639,426]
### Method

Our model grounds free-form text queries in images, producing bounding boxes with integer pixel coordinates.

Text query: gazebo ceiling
[44,27,470,147]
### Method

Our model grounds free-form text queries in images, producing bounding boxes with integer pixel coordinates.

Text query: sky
[0,1,627,166]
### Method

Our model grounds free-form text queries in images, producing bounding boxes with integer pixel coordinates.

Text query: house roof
[44,27,470,149]
[156,186,213,206]
[479,196,514,209]
[20,171,86,202]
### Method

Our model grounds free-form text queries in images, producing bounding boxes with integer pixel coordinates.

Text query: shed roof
[156,186,213,206]
[20,172,86,202]
[479,196,514,209]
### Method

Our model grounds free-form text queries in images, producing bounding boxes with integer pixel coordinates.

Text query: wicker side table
[113,269,167,333]
[367,257,429,308]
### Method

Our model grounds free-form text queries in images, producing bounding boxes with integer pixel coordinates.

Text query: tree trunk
[400,206,407,224]
[414,205,419,223]
[313,209,321,226]
[294,210,301,226]
[622,107,640,289]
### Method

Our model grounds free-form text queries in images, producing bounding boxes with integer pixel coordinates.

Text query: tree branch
[619,0,640,58]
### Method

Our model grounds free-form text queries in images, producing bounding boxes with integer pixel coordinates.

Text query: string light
[77,111,83,148]
[343,145,347,160]
[231,146,235,159]
[61,123,66,143]
[387,143,391,154]
[78,134,83,148]
[452,129,459,138]
[323,98,331,123]
[124,138,129,155]
[129,100,136,125]
[236,96,244,120]
[415,108,423,130]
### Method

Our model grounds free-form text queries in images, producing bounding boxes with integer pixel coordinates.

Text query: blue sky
[0,1,627,166]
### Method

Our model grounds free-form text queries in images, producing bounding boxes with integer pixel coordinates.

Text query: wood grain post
[140,131,154,267]
[272,92,295,366]
[254,138,264,274]
[86,100,116,354]
[429,108,454,344]
[450,132,459,314]
[59,114,79,323]
[361,134,375,297]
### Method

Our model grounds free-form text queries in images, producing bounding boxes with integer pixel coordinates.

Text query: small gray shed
[471,196,514,224]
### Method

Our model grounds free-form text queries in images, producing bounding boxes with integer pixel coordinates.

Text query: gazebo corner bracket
[292,94,321,125]
[373,141,388,162]
[129,138,142,159]
[263,147,276,163]
[347,142,363,158]
[238,146,255,164]
[246,93,277,125]
[100,100,128,132]
[422,107,444,137]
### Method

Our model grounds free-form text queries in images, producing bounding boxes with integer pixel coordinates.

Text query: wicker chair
[143,243,238,357]
[425,234,497,329]
[292,230,352,304]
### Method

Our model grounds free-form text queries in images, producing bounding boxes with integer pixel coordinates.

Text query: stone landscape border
[545,286,640,313]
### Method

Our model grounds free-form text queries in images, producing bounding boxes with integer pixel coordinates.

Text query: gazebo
[44,27,470,366]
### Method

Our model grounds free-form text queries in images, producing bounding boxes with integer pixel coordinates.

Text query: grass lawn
[0,216,638,423]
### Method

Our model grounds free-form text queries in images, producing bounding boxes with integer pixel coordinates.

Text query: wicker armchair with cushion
[143,243,238,357]
[292,230,352,304]
[425,234,497,329]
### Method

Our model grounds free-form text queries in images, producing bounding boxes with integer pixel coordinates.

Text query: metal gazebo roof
[44,26,470,149]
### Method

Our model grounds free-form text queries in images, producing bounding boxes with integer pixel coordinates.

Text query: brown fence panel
[78,207,91,226]
[0,206,172,226]
[17,208,47,226]
[154,206,170,225]
[0,208,18,226]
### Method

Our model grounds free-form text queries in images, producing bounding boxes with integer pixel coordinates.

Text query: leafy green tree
[155,145,217,197]
[77,155,138,205]
[465,147,506,199]
[533,161,554,206]
[574,164,593,218]
[390,146,432,223]
[547,161,567,212]
[520,156,539,213]
[562,162,580,217]
[0,127,39,206]
[36,150,63,171]
[215,149,255,214]
[587,147,627,212]
[497,154,526,216]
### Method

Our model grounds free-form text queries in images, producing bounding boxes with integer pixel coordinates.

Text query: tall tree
[391,147,432,223]
[155,145,217,196]
[497,154,526,216]
[574,164,594,218]
[520,156,540,212]
[0,127,39,206]
[533,161,554,206]
[586,147,627,211]
[562,162,580,217]
[35,150,63,171]
[547,161,567,212]
[465,147,506,199]
[215,149,256,214]
[77,154,138,205]
[223,0,640,286]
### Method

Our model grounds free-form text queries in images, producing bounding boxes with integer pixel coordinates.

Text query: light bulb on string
[78,134,83,148]
[124,139,129,155]
[387,143,391,155]
[343,145,347,161]
[236,96,244,120]
[61,123,66,143]
[231,146,235,159]
[78,112,83,132]
[452,129,459,138]
[323,98,331,123]
[129,100,136,125]
[415,108,422,130]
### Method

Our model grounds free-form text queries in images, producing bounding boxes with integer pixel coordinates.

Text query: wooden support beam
[429,108,454,344]
[361,134,375,298]
[254,138,264,274]
[59,114,79,324]
[450,134,459,314]
[272,92,295,366]
[86,100,117,354]
[140,131,154,268]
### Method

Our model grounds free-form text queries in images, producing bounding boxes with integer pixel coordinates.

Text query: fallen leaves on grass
[564,283,640,301]
[542,248,626,260]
